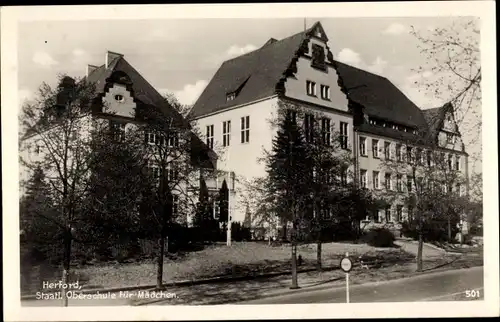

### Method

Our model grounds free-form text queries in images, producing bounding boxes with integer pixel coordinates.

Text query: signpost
[340,252,353,303]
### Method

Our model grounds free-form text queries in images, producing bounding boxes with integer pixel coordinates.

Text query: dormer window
[311,44,327,71]
[226,93,236,102]
[115,94,124,102]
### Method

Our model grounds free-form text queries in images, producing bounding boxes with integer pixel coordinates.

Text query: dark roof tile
[188,30,307,119]
[334,61,428,129]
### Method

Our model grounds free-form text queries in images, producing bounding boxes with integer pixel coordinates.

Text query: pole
[345,252,350,303]
[227,171,232,247]
[346,272,350,303]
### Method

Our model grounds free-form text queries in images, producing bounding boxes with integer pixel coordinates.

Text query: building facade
[188,21,469,234]
[19,51,220,227]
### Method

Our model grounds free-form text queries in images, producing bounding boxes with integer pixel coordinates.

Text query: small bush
[362,228,395,247]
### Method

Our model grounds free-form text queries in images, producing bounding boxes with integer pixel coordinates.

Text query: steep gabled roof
[86,56,190,129]
[188,30,308,119]
[189,21,429,134]
[334,61,428,129]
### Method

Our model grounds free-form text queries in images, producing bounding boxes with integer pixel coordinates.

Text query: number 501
[465,290,481,298]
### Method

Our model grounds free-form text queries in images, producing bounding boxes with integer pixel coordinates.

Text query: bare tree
[19,75,105,306]
[411,18,481,155]
[132,94,218,289]
[380,135,468,271]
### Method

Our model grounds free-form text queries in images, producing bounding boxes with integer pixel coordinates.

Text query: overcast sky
[18,17,462,107]
[17,16,482,172]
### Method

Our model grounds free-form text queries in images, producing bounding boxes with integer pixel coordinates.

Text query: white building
[188,21,469,234]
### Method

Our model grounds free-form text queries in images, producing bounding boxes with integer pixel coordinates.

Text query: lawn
[23,241,410,293]
[21,240,484,298]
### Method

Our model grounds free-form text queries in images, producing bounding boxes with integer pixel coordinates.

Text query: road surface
[240,266,484,304]
[21,267,483,306]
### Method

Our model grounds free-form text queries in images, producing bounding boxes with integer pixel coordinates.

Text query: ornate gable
[306,21,329,42]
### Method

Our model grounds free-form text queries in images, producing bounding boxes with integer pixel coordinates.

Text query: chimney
[86,64,99,77]
[105,50,123,69]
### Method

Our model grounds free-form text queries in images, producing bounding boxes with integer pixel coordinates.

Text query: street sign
[341,252,352,303]
[340,256,353,273]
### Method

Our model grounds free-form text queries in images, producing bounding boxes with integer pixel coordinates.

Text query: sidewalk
[130,256,472,306]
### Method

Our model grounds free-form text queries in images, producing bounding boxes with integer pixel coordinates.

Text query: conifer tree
[265,108,309,289]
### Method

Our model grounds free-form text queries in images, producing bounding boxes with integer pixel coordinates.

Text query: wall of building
[284,38,349,113]
[102,83,137,117]
[19,114,95,197]
[354,128,469,228]
[192,97,279,222]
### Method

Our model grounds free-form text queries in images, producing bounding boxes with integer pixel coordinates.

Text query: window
[340,168,348,185]
[374,210,382,223]
[396,205,403,222]
[206,125,214,149]
[320,85,330,100]
[167,163,179,183]
[456,183,462,196]
[416,148,422,164]
[304,114,315,143]
[372,139,379,158]
[223,120,231,147]
[311,44,326,70]
[416,177,423,191]
[406,176,413,193]
[226,93,236,102]
[145,130,159,145]
[373,171,380,190]
[406,146,413,163]
[241,116,250,143]
[447,154,453,170]
[385,173,392,190]
[287,110,297,124]
[385,207,392,222]
[427,150,433,167]
[408,205,414,222]
[396,174,402,192]
[359,137,367,156]
[396,144,402,162]
[172,194,179,215]
[340,122,349,149]
[148,160,160,184]
[446,133,455,144]
[114,94,124,102]
[360,169,367,188]
[384,141,391,160]
[321,117,331,145]
[455,155,460,170]
[110,120,126,142]
[306,80,317,96]
[168,132,179,148]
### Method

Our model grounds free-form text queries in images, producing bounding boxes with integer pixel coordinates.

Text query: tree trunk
[448,217,452,241]
[316,241,322,270]
[290,241,299,289]
[416,231,423,272]
[61,227,72,307]
[156,234,164,289]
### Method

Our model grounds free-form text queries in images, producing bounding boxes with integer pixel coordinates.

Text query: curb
[237,265,484,304]
[135,264,483,306]
[20,265,335,301]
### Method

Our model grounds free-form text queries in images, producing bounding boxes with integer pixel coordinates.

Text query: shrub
[401,219,459,243]
[362,228,395,247]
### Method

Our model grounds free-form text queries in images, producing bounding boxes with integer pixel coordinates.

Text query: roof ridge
[334,60,388,80]
[223,30,307,65]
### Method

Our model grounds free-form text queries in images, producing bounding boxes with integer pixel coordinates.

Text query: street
[21,266,483,306]
[239,266,484,304]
